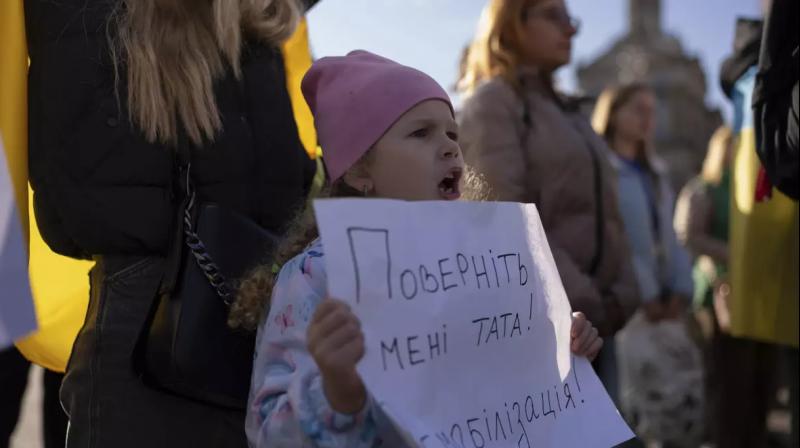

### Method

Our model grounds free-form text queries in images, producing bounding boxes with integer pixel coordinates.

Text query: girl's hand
[307,298,367,414]
[570,312,603,361]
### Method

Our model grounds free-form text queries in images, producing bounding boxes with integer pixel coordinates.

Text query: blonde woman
[675,126,744,447]
[593,83,700,446]
[25,0,315,446]
[674,126,733,314]
[592,83,694,322]
[458,0,639,399]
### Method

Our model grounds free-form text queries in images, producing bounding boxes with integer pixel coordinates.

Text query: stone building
[576,0,723,190]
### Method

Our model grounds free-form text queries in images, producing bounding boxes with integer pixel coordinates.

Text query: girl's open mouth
[438,167,463,200]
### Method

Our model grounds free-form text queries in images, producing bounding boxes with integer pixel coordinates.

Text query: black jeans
[60,256,247,448]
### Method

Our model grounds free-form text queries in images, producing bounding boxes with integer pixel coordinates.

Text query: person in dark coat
[752,0,799,201]
[24,0,316,446]
[718,14,795,448]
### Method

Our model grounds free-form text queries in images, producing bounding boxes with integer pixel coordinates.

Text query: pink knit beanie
[301,50,453,182]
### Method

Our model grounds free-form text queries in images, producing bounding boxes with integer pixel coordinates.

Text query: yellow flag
[18,196,94,371]
[1,0,93,371]
[283,19,319,159]
[8,11,318,371]
[729,128,799,348]
[0,0,28,229]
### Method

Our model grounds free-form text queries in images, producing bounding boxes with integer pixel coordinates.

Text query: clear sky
[307,0,763,122]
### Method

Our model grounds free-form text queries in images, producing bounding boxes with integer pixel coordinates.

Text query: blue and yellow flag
[2,4,318,371]
[729,67,799,348]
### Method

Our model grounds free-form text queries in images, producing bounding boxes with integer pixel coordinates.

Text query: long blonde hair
[109,0,300,146]
[457,0,544,95]
[701,126,733,185]
[228,179,360,331]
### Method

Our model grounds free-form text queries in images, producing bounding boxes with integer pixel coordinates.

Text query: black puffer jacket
[25,0,315,259]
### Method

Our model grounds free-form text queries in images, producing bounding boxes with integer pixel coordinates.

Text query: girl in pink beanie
[229,50,603,447]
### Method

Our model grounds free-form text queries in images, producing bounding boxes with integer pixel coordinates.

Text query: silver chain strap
[182,165,233,306]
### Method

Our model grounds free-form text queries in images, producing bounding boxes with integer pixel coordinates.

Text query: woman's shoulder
[648,156,676,196]
[680,176,710,197]
[602,147,627,174]
[459,78,525,130]
[477,76,516,95]
[463,77,519,109]
[676,177,711,210]
[25,0,114,41]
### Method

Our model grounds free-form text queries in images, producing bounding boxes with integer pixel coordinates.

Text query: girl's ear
[342,165,374,194]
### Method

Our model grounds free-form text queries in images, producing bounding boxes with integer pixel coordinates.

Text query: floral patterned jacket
[246,239,407,447]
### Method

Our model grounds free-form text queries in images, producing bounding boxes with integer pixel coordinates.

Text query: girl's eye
[447,131,458,142]
[410,128,429,138]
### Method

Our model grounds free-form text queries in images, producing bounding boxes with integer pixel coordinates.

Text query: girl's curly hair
[228,179,360,330]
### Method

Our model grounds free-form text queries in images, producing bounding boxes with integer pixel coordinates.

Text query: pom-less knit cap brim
[301,50,454,182]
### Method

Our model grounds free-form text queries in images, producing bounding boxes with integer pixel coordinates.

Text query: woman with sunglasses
[458,0,640,401]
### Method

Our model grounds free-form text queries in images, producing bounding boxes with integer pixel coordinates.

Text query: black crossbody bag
[133,145,277,409]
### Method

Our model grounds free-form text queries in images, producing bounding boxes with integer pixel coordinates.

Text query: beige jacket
[458,75,640,335]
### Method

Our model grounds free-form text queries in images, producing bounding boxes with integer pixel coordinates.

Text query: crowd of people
[2,0,797,447]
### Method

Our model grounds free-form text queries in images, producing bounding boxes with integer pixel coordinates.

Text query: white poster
[315,199,634,448]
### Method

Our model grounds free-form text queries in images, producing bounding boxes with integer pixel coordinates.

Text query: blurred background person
[751,0,799,444]
[592,84,693,325]
[457,0,640,404]
[675,126,733,320]
[674,125,736,447]
[593,83,701,447]
[719,6,798,448]
[752,0,798,201]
